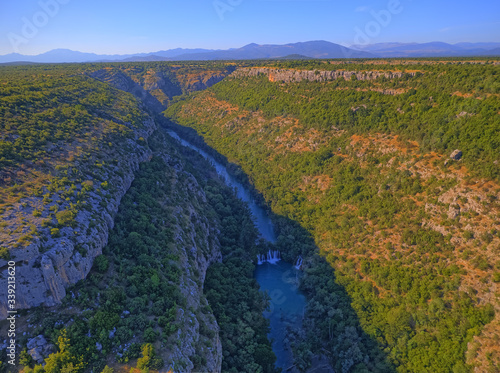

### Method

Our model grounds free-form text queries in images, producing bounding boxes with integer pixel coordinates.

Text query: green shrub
[480,232,493,244]
[0,247,10,260]
[93,255,109,273]
[472,255,490,271]
[56,209,76,227]
[142,327,158,343]
[82,180,94,192]
[463,230,474,240]
[19,348,34,367]
[493,272,500,283]
[136,344,163,370]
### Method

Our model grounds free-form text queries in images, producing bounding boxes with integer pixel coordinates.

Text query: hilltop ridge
[165,57,500,371]
[2,40,500,64]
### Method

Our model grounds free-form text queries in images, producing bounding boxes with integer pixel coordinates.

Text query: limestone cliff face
[89,69,167,112]
[0,67,227,371]
[153,143,223,372]
[175,71,229,92]
[0,117,156,319]
[231,66,418,83]
[0,127,224,372]
[90,67,232,112]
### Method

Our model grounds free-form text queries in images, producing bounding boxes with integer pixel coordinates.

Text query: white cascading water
[294,255,303,269]
[257,250,281,265]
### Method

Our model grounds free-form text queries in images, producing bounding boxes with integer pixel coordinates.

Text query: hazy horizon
[3,40,500,58]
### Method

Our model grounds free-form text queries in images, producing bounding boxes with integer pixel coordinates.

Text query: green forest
[1,59,499,373]
[0,64,149,259]
[2,128,277,372]
[0,63,276,373]
[165,58,500,372]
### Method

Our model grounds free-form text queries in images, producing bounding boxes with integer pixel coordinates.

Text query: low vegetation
[2,58,498,372]
[165,57,500,372]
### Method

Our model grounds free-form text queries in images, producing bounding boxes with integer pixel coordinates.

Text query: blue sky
[0,0,499,55]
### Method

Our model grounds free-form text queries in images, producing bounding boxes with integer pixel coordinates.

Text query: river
[166,129,276,242]
[166,129,306,371]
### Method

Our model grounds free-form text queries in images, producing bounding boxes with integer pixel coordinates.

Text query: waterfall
[256,252,303,268]
[257,250,281,265]
[294,255,303,270]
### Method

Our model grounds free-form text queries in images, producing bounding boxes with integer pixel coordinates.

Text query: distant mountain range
[350,41,500,57]
[0,48,216,64]
[1,41,499,64]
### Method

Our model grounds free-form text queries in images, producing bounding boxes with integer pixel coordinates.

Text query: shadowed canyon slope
[165,58,500,372]
[0,62,279,373]
[0,63,233,317]
[1,58,499,372]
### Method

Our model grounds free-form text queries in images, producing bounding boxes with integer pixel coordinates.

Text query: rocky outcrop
[27,335,54,364]
[0,66,230,371]
[179,72,228,92]
[89,69,167,112]
[231,67,419,83]
[142,70,183,96]
[90,67,232,112]
[0,117,156,319]
[450,149,463,160]
[1,128,224,372]
[152,139,223,372]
